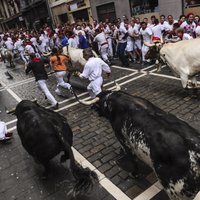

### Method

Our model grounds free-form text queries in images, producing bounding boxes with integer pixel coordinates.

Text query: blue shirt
[61,36,69,47]
[79,35,89,49]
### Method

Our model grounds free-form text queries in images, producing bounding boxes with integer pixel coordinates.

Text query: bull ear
[144,42,155,47]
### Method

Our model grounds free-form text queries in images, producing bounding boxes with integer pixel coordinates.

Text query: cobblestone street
[0,60,200,200]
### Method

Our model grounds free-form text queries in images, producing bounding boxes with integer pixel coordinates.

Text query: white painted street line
[4,72,138,125]
[0,80,22,102]
[56,74,146,112]
[150,72,180,80]
[111,65,137,72]
[134,181,161,200]
[141,64,155,71]
[6,88,22,102]
[48,72,138,107]
[194,192,200,200]
[149,65,167,73]
[72,148,131,200]
[7,126,16,132]
[6,119,17,126]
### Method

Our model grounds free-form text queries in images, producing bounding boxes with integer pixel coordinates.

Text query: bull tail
[60,137,98,196]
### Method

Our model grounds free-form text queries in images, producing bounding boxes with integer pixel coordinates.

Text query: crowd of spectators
[0,12,200,68]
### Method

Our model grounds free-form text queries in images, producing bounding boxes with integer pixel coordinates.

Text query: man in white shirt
[14,36,27,65]
[104,23,113,58]
[4,37,14,50]
[140,22,153,63]
[94,29,110,64]
[118,20,129,67]
[151,19,164,41]
[77,48,111,98]
[126,20,135,62]
[0,121,13,141]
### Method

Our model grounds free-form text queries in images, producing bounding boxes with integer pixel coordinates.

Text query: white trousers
[37,80,57,106]
[142,45,149,62]
[0,121,7,139]
[107,38,113,57]
[87,77,103,98]
[100,44,109,62]
[19,50,28,64]
[55,71,71,90]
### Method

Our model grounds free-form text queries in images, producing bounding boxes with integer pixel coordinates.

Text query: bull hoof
[129,171,144,179]
[41,172,48,180]
[116,154,138,173]
[60,154,69,163]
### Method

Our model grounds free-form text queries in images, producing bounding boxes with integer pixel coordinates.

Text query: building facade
[90,0,200,22]
[90,0,131,22]
[0,0,52,31]
[20,0,51,29]
[49,0,92,25]
[0,0,21,31]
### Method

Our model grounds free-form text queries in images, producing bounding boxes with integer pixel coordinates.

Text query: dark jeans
[117,42,129,67]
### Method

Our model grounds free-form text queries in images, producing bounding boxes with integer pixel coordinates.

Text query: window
[97,3,116,22]
[185,0,200,7]
[130,0,158,16]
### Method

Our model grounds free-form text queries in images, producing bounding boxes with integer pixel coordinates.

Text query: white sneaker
[55,88,61,96]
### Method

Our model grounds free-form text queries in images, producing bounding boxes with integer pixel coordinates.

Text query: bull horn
[6,98,38,114]
[5,107,15,114]
[160,35,164,44]
[112,82,121,91]
[69,86,100,106]
[79,97,100,106]
[144,42,156,47]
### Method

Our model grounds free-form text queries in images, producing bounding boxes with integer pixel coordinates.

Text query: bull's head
[144,41,163,61]
[6,99,38,115]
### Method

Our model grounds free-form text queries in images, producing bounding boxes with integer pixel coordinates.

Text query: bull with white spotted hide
[80,90,200,200]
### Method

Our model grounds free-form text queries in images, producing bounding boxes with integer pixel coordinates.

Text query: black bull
[15,100,97,196]
[90,91,200,200]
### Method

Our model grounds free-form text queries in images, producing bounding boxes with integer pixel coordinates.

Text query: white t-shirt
[118,24,127,43]
[151,24,163,39]
[127,26,134,42]
[140,27,153,43]
[94,32,107,45]
[5,40,14,50]
[68,38,78,48]
[195,26,200,37]
[80,57,111,81]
